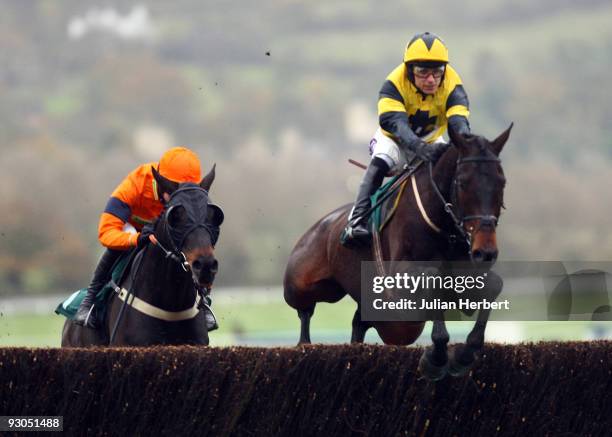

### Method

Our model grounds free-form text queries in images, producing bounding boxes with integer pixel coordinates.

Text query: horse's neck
[425,151,459,232]
[389,150,458,254]
[408,150,457,220]
[130,245,196,311]
[431,150,458,204]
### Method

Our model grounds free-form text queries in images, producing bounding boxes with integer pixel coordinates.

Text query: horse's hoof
[418,349,448,381]
[448,346,474,377]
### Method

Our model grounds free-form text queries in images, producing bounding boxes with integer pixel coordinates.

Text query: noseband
[429,155,501,249]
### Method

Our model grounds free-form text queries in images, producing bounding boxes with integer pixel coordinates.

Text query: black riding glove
[401,137,450,163]
[448,115,471,137]
[411,139,435,162]
[394,124,435,162]
[136,224,155,250]
[423,142,451,163]
[381,115,449,163]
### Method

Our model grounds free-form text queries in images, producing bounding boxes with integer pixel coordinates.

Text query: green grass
[0,313,67,347]
[0,295,361,347]
[212,295,361,345]
[1,296,610,347]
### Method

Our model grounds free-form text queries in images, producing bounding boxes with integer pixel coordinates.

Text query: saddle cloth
[55,251,132,320]
[369,174,409,233]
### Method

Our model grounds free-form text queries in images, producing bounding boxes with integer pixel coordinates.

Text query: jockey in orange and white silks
[98,147,202,249]
[341,32,471,248]
[74,147,217,330]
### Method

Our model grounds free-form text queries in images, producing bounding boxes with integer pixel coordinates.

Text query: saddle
[369,173,410,234]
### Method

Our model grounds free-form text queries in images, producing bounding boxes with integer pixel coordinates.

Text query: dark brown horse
[284,126,512,380]
[62,166,224,347]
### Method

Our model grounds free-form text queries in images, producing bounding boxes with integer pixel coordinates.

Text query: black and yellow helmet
[403,32,449,64]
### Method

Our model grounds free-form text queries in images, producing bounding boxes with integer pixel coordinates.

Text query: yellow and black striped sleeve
[446,83,470,135]
[377,79,420,148]
[446,84,469,118]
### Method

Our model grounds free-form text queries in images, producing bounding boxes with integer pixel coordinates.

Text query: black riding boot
[341,157,390,248]
[74,249,122,328]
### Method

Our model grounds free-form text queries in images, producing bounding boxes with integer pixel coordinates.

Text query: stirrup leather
[83,304,97,328]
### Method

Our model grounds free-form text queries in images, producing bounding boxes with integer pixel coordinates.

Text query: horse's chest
[116,311,208,346]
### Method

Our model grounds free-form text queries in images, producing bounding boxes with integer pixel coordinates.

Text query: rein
[149,234,190,272]
[352,160,424,227]
[148,234,211,304]
[109,248,146,344]
[151,222,211,297]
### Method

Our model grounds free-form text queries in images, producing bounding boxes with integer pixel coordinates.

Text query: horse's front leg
[449,271,503,377]
[448,309,490,377]
[418,313,450,381]
[350,307,372,343]
[297,307,314,344]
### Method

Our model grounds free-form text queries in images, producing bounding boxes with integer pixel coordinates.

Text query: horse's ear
[152,166,179,198]
[200,163,216,192]
[490,122,513,156]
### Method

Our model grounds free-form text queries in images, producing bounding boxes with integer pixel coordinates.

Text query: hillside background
[1,0,612,296]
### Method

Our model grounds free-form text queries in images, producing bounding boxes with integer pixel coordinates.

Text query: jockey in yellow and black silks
[341,32,471,247]
[74,147,218,330]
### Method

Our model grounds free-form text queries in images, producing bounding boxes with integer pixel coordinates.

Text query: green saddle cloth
[55,251,132,320]
[369,174,403,232]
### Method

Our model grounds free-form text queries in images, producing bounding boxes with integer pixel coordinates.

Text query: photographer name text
[372,298,510,311]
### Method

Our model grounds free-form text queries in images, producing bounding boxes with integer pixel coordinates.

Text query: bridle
[151,185,219,291]
[428,154,502,251]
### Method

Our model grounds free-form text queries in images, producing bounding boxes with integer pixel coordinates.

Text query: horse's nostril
[193,260,202,271]
[485,251,498,262]
[211,260,218,274]
[473,249,498,263]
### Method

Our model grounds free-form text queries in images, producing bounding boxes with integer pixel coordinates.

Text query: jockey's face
[413,65,444,95]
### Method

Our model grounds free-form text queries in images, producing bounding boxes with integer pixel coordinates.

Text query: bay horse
[284,125,512,380]
[62,165,224,347]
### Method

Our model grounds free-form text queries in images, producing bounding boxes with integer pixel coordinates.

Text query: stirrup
[340,226,353,245]
[341,223,371,247]
[202,302,218,332]
[341,224,359,246]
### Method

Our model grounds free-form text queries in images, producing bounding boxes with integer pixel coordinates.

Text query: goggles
[413,65,446,79]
